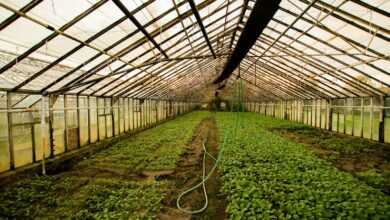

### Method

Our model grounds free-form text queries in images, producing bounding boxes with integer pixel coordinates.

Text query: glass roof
[0,0,388,100]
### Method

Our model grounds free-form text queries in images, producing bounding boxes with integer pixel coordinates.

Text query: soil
[158,116,227,220]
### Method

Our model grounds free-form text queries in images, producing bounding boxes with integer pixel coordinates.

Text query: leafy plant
[216,112,390,219]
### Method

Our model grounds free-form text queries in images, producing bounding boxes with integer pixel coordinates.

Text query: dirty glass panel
[339,100,345,134]
[124,98,129,132]
[32,99,50,161]
[331,99,340,132]
[98,98,106,140]
[53,96,65,155]
[363,97,371,139]
[113,99,119,136]
[345,98,353,135]
[120,98,125,134]
[79,96,89,146]
[12,111,33,167]
[0,93,9,172]
[129,99,134,131]
[385,97,390,143]
[65,96,78,150]
[353,98,362,137]
[89,97,98,143]
[320,100,327,129]
[105,98,113,138]
[372,97,381,141]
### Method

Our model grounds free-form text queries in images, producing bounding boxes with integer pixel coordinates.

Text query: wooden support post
[343,99,346,134]
[87,96,91,144]
[352,97,355,136]
[328,99,333,131]
[314,100,317,127]
[76,95,80,148]
[319,100,322,128]
[369,97,373,139]
[40,96,48,175]
[6,93,14,170]
[273,102,276,118]
[127,98,130,132]
[111,98,115,137]
[63,95,68,152]
[118,98,121,134]
[96,98,100,142]
[31,116,36,163]
[155,100,157,123]
[284,101,287,120]
[360,98,364,138]
[379,96,385,143]
[337,104,340,133]
[104,98,108,138]
[48,95,55,157]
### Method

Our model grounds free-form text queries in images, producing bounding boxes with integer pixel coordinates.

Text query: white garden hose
[176,135,217,214]
[176,113,239,214]
[177,79,243,214]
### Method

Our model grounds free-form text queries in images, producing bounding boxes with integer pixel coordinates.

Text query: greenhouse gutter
[213,0,281,84]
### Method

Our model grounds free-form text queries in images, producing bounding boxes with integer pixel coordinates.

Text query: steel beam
[112,0,168,58]
[187,0,216,58]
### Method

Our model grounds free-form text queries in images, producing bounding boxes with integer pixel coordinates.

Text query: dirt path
[158,116,227,220]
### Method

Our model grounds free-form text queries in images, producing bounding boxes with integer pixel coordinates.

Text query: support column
[328,99,333,131]
[87,96,91,144]
[6,93,14,170]
[111,98,115,137]
[48,95,55,158]
[76,95,80,148]
[379,96,385,143]
[63,95,68,152]
[360,98,364,138]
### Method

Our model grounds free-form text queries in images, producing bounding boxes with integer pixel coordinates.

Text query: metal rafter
[111,0,168,59]
[87,3,241,96]
[0,0,43,31]
[187,0,216,58]
[56,0,218,94]
[0,0,109,76]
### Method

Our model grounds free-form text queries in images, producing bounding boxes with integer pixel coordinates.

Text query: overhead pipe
[213,0,281,84]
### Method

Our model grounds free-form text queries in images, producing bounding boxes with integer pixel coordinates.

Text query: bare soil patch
[158,116,227,220]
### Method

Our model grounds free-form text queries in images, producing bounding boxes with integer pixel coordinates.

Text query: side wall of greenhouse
[244,96,390,144]
[0,92,197,173]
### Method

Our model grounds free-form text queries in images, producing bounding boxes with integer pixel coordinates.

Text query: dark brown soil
[158,116,227,220]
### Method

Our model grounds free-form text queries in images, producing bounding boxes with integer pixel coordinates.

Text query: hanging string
[51,0,57,15]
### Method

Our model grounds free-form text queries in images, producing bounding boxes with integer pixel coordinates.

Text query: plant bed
[0,111,210,219]
[268,120,390,194]
[216,112,390,219]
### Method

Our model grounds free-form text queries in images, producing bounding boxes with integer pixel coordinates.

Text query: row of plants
[0,175,165,219]
[216,112,390,219]
[0,111,210,219]
[265,117,390,194]
[76,111,210,172]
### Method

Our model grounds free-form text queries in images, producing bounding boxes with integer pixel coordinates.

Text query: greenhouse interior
[0,0,389,219]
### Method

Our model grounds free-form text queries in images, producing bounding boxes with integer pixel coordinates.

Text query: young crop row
[76,111,210,172]
[216,112,390,219]
[265,117,390,193]
[0,111,210,219]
